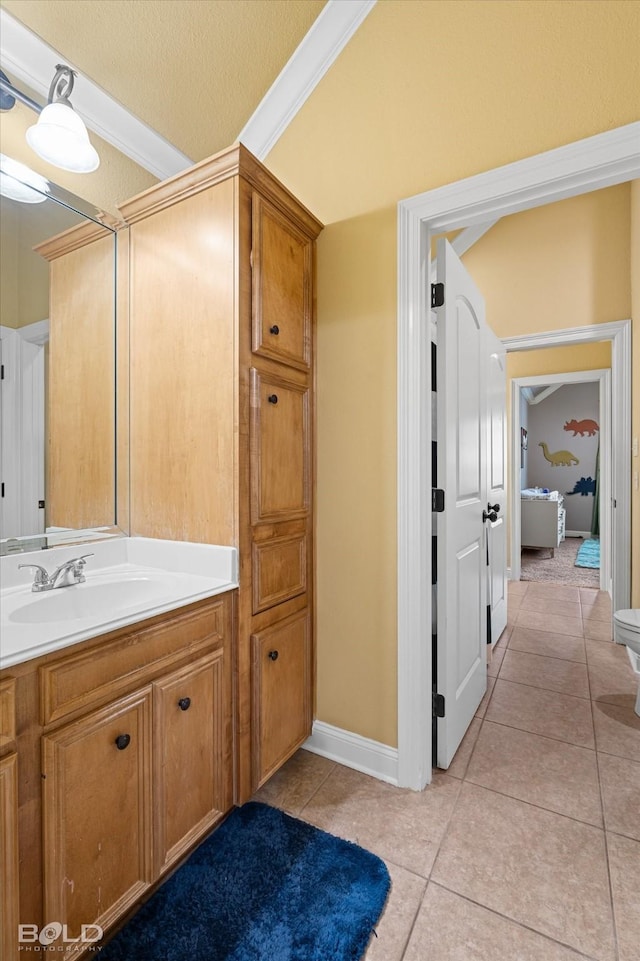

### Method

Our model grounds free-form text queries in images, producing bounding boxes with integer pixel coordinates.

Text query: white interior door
[486,329,508,642]
[435,239,488,768]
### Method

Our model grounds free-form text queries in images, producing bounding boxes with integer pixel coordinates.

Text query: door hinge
[432,692,445,718]
[249,249,253,269]
[0,364,4,380]
[432,488,445,512]
[38,499,45,509]
[431,282,444,308]
[1,483,4,498]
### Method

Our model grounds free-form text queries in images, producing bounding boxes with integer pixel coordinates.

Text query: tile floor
[253,582,640,961]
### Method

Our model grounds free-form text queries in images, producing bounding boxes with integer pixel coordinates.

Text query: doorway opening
[509,367,611,593]
[396,122,638,790]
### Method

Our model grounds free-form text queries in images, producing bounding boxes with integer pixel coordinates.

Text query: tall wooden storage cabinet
[119,145,322,801]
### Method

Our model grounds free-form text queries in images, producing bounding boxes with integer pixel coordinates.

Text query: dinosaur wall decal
[538,441,579,467]
[564,418,599,437]
[566,476,596,496]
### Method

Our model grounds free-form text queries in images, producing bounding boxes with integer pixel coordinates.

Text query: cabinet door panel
[250,369,310,523]
[252,532,307,614]
[0,753,19,961]
[154,651,229,874]
[42,689,153,945]
[252,193,312,371]
[251,611,311,787]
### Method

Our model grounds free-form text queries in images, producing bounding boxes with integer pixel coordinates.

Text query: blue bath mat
[575,538,600,569]
[97,802,390,961]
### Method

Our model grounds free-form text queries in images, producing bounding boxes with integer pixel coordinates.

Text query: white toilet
[613,609,640,716]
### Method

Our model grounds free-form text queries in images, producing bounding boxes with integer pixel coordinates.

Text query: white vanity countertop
[0,537,238,669]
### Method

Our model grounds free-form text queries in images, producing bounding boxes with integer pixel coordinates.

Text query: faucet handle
[18,563,50,587]
[73,553,94,570]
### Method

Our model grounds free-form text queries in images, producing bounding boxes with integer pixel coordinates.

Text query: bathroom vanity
[0,539,237,958]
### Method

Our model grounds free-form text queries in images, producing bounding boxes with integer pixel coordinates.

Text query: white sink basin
[9,576,172,624]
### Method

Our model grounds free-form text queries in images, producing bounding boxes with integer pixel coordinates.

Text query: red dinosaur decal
[564,418,599,437]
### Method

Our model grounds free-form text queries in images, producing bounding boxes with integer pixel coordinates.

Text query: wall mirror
[0,159,126,556]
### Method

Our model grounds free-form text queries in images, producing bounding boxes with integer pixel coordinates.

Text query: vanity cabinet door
[250,368,310,524]
[153,650,231,875]
[251,610,311,787]
[251,193,312,371]
[42,689,153,949]
[0,753,19,961]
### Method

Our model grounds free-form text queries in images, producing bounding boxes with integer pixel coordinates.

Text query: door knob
[483,510,498,523]
[488,503,501,514]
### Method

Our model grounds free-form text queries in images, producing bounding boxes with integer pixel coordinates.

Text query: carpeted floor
[520,536,600,587]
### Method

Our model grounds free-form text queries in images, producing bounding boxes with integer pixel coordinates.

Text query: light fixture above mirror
[0,63,99,174]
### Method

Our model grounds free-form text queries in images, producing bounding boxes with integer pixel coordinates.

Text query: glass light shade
[0,154,49,204]
[26,102,99,173]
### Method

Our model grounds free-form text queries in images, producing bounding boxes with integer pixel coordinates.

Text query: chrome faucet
[19,554,94,592]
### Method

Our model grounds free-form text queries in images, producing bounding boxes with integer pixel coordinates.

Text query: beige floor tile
[432,783,615,960]
[507,594,523,612]
[487,644,506,677]
[508,626,586,663]
[466,721,602,826]
[518,595,581,618]
[593,697,640,762]
[582,605,613,624]
[525,584,581,603]
[584,619,614,641]
[447,717,482,779]
[403,883,594,961]
[499,650,590,698]
[580,588,611,608]
[586,643,639,705]
[508,580,529,596]
[495,624,512,647]
[515,609,584,637]
[475,675,496,718]
[301,766,461,878]
[607,833,640,961]
[598,752,640,840]
[486,679,595,749]
[251,749,335,815]
[362,860,426,961]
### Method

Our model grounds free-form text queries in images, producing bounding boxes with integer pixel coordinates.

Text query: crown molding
[0,8,193,180]
[238,0,377,160]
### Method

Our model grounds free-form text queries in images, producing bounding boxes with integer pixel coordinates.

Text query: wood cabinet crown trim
[118,143,323,238]
[34,214,124,261]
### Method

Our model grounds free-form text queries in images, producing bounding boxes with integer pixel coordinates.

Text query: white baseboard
[566,530,593,538]
[627,647,640,676]
[304,720,399,786]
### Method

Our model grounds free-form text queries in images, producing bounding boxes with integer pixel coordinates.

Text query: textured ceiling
[1,0,326,160]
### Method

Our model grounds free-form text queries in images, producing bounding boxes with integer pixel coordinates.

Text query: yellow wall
[632,181,640,607]
[265,1,640,747]
[507,345,612,382]
[462,187,631,338]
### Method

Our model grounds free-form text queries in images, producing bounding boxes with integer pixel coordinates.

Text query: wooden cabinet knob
[268,650,279,661]
[178,697,191,711]
[267,394,278,405]
[114,734,131,750]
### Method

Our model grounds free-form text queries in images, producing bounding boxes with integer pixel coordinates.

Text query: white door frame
[397,122,639,790]
[509,365,614,593]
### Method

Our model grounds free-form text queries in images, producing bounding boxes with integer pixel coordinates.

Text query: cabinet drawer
[250,368,310,524]
[251,193,312,371]
[251,610,311,787]
[252,532,307,614]
[40,600,226,725]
